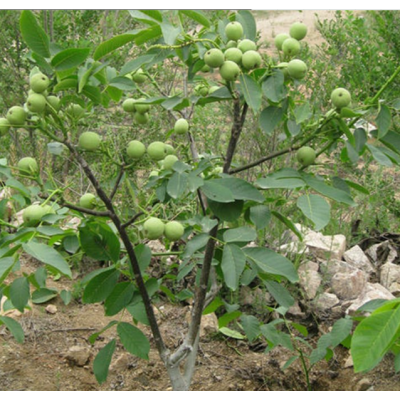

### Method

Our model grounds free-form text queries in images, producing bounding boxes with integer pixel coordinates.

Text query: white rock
[313,292,340,311]
[298,260,319,273]
[331,269,367,300]
[380,262,400,293]
[299,269,322,300]
[343,245,374,275]
[65,346,90,367]
[346,283,395,315]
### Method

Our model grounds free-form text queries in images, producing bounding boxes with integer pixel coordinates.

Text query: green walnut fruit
[276,62,290,79]
[67,104,85,119]
[78,131,101,151]
[289,22,308,41]
[165,144,175,155]
[331,88,351,109]
[204,48,224,68]
[127,140,146,159]
[6,106,27,126]
[149,170,159,177]
[131,68,146,83]
[134,112,149,125]
[220,61,240,82]
[296,146,316,166]
[282,38,301,57]
[224,47,243,64]
[194,84,209,97]
[211,166,223,175]
[27,93,47,113]
[23,204,46,226]
[225,21,244,41]
[123,98,136,113]
[238,39,257,53]
[163,154,179,170]
[143,217,165,240]
[29,73,50,93]
[42,205,55,216]
[274,33,290,50]
[174,118,189,135]
[46,96,60,112]
[226,40,237,49]
[0,118,10,135]
[201,65,211,73]
[134,98,150,114]
[147,141,167,161]
[241,50,262,70]
[164,221,185,241]
[18,157,39,176]
[287,59,307,80]
[79,193,97,209]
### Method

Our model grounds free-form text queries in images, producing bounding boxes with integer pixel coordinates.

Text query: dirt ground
[1,10,400,392]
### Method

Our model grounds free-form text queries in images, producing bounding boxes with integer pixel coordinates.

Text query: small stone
[45,304,57,314]
[200,313,219,337]
[380,262,400,292]
[110,354,130,372]
[344,353,354,368]
[355,378,372,391]
[65,346,90,367]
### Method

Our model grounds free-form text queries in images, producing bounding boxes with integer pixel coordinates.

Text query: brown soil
[1,10,400,392]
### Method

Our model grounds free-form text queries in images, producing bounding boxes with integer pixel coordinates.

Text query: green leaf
[109,76,135,90]
[104,282,135,316]
[329,317,353,347]
[376,104,391,139]
[223,227,257,243]
[352,306,400,372]
[301,174,356,206]
[202,180,234,203]
[257,168,306,189]
[134,25,163,46]
[262,70,287,103]
[241,314,261,342]
[51,48,90,71]
[236,10,257,41]
[264,280,295,309]
[366,144,392,166]
[60,290,72,305]
[293,103,311,124]
[9,277,30,313]
[219,327,245,340]
[31,288,58,304]
[0,316,25,343]
[82,85,102,104]
[117,322,150,360]
[83,268,119,304]
[161,22,181,45]
[221,244,246,291]
[243,247,298,283]
[128,10,162,25]
[259,106,284,135]
[179,10,210,27]
[248,205,271,230]
[94,34,136,60]
[208,199,244,222]
[379,130,400,155]
[215,177,264,203]
[0,257,15,284]
[54,78,78,92]
[93,339,116,384]
[167,171,188,199]
[120,54,155,76]
[20,10,50,58]
[22,242,71,278]
[79,222,121,263]
[296,194,331,231]
[239,74,262,112]
[182,233,209,259]
[134,244,152,273]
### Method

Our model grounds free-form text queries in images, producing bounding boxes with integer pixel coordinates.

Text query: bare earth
[1,10,400,392]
